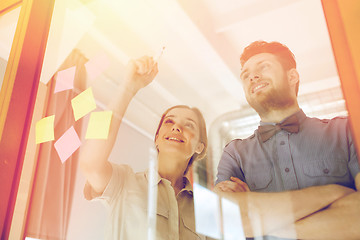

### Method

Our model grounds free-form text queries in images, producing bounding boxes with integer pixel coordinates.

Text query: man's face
[240,53,295,112]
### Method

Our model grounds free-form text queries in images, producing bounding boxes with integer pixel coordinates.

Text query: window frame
[0,0,55,238]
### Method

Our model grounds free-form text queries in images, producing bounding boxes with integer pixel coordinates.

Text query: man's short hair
[240,41,299,95]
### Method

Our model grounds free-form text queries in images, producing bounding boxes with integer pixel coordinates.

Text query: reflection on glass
[13,0,359,239]
[0,6,21,89]
[147,147,158,240]
[193,183,221,239]
[221,198,245,240]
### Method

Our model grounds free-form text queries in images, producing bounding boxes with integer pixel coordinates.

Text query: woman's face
[155,108,204,160]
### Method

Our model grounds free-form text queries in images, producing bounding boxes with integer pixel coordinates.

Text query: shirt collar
[144,169,193,195]
[181,177,193,195]
[144,168,162,187]
[259,108,306,126]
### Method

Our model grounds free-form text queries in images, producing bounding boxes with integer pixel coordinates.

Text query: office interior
[1,0,359,239]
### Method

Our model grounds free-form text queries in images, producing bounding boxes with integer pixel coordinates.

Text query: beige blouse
[84,163,206,240]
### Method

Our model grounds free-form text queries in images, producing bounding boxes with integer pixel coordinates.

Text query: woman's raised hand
[124,56,159,94]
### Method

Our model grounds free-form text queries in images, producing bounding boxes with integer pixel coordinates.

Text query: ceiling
[1,0,343,140]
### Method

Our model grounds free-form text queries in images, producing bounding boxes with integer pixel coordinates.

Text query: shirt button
[280,141,285,145]
[285,168,290,172]
[323,168,329,174]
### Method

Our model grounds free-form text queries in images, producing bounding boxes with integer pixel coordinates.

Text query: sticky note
[85,53,110,80]
[193,183,221,239]
[54,66,76,93]
[36,115,55,144]
[54,126,81,163]
[71,87,96,121]
[85,111,113,139]
[222,198,246,240]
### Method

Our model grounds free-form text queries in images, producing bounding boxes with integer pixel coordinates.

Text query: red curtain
[25,49,87,240]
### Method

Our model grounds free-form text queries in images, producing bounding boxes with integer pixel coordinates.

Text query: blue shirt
[216,109,360,192]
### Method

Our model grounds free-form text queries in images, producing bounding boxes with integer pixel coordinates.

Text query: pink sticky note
[85,53,110,80]
[54,126,81,163]
[54,66,76,93]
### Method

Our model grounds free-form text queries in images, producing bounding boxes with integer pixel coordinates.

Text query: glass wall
[2,0,359,239]
[0,5,21,87]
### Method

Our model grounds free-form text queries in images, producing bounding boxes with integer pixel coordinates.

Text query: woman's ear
[195,142,205,154]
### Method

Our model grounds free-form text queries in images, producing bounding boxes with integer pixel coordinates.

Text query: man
[215,41,360,239]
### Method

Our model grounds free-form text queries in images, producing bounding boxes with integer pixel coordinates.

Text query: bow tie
[258,115,300,142]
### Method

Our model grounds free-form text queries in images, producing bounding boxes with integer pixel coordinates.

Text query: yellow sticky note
[71,87,96,121]
[36,115,55,144]
[85,111,113,139]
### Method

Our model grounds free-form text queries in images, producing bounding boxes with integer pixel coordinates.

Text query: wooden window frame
[0,0,22,16]
[0,0,55,238]
[322,0,360,162]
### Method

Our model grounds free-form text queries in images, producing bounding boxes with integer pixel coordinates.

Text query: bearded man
[215,41,360,239]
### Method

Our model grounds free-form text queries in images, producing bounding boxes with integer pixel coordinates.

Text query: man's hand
[214,177,250,193]
[124,56,159,95]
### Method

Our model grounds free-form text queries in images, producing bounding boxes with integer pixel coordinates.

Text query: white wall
[66,120,154,240]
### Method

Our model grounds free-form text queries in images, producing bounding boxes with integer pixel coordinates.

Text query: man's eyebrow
[240,60,268,78]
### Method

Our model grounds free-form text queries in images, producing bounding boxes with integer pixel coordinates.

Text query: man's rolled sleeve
[216,140,245,185]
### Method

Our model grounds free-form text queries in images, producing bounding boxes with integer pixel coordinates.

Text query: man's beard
[247,85,295,115]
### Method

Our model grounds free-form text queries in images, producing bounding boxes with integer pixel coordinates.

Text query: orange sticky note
[54,126,81,163]
[85,111,113,139]
[36,115,55,144]
[71,87,96,121]
[85,53,110,80]
[54,66,76,93]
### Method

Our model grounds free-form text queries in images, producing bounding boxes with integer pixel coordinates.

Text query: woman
[79,56,207,239]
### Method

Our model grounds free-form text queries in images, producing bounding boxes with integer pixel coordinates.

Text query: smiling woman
[79,56,208,239]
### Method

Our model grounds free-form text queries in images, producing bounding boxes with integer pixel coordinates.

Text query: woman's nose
[172,124,181,132]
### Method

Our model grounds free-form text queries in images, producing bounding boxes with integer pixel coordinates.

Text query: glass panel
[18,0,359,239]
[0,6,21,89]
